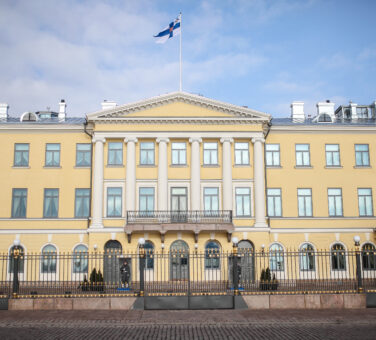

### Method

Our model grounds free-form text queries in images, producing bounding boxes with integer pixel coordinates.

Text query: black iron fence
[1,247,375,299]
[126,210,232,224]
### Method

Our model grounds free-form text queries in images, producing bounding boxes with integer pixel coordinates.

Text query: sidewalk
[0,309,375,339]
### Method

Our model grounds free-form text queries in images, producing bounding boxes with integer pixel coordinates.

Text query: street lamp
[138,238,145,297]
[354,235,363,293]
[231,236,239,296]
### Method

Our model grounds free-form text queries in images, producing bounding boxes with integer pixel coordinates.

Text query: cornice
[92,117,268,125]
[87,91,271,122]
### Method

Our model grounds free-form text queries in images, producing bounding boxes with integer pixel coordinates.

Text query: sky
[0,0,375,117]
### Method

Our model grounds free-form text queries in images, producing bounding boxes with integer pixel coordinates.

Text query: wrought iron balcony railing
[126,210,232,224]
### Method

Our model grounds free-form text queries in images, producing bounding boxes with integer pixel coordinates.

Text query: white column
[189,137,202,211]
[156,138,169,211]
[125,137,138,213]
[220,138,233,211]
[252,137,267,228]
[90,137,106,228]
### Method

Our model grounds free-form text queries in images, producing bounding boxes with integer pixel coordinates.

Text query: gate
[143,250,238,310]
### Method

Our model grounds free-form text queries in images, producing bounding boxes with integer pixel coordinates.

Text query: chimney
[0,103,9,120]
[316,101,335,120]
[290,101,305,122]
[58,99,66,120]
[101,100,117,110]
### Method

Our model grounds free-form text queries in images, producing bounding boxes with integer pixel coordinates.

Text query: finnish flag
[154,14,181,44]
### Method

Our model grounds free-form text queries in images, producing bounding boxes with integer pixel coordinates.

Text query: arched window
[144,241,154,269]
[300,243,315,271]
[104,240,122,253]
[238,240,254,254]
[20,112,38,122]
[318,113,332,122]
[331,243,346,270]
[73,245,88,273]
[269,244,284,271]
[9,245,25,274]
[205,241,220,269]
[41,245,57,274]
[362,243,376,270]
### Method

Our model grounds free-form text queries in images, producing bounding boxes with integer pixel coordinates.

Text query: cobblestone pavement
[0,309,375,339]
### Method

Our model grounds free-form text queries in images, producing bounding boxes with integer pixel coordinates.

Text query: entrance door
[171,187,187,222]
[170,240,189,280]
[104,240,122,283]
[238,240,255,285]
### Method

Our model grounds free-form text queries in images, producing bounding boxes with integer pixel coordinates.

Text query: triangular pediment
[87,92,270,123]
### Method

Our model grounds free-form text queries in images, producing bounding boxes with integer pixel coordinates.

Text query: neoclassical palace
[0,92,375,260]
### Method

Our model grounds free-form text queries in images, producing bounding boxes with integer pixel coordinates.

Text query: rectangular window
[295,144,310,166]
[235,188,251,217]
[45,144,60,167]
[355,144,370,166]
[203,142,218,165]
[107,187,122,217]
[14,144,29,167]
[140,142,155,165]
[267,188,282,217]
[108,142,123,165]
[356,107,369,119]
[328,188,343,216]
[139,187,155,213]
[265,144,280,166]
[11,189,27,218]
[44,189,59,218]
[234,142,249,165]
[325,144,340,166]
[358,188,373,216]
[75,189,90,218]
[297,189,312,217]
[171,142,186,165]
[76,144,91,167]
[204,188,219,212]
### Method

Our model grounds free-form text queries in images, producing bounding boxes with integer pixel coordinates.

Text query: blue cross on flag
[154,14,181,44]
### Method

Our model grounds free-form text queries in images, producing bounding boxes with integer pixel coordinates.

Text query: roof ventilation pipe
[58,99,67,121]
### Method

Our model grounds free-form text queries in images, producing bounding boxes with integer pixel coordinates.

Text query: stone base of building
[7,293,370,310]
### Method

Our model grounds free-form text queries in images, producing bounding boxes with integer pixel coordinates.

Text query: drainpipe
[84,118,93,229]
[263,119,272,228]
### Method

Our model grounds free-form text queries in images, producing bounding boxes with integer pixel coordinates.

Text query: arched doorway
[170,240,189,280]
[104,240,122,283]
[238,240,255,284]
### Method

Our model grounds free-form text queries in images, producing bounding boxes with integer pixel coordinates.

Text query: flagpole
[179,12,182,92]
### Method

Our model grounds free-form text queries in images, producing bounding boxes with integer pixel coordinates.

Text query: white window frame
[234,142,249,165]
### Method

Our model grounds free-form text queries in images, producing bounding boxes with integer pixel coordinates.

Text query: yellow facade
[0,92,375,265]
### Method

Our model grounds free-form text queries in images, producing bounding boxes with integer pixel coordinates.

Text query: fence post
[12,242,20,298]
[138,238,145,297]
[232,237,239,296]
[354,236,363,293]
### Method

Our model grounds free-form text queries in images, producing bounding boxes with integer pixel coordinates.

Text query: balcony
[125,211,234,243]
[127,210,232,224]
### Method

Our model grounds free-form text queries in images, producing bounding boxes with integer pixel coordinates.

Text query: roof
[0,117,86,125]
[272,118,376,126]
